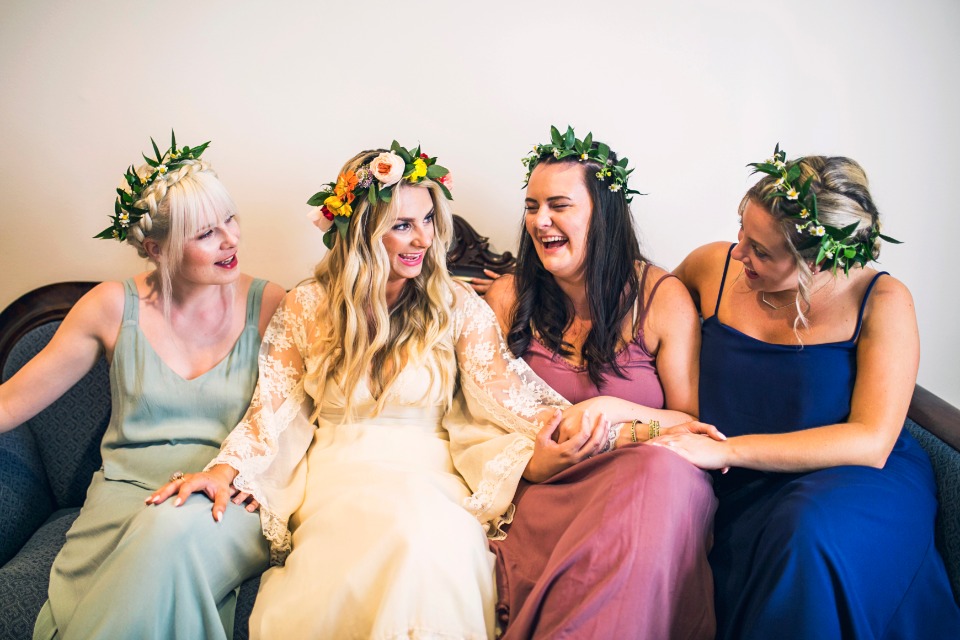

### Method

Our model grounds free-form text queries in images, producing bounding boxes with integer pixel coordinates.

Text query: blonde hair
[741,155,880,330]
[306,150,458,420]
[119,162,236,314]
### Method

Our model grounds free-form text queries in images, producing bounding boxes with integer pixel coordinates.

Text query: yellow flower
[324,195,353,218]
[334,171,358,204]
[407,158,428,182]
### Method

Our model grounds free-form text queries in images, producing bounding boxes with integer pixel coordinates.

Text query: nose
[531,207,552,230]
[221,224,239,248]
[411,224,431,249]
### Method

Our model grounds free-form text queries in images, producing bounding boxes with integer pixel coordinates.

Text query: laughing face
[177,214,242,285]
[732,199,800,292]
[524,162,593,282]
[382,186,435,291]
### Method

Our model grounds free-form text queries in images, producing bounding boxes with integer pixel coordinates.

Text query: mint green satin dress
[34,278,270,640]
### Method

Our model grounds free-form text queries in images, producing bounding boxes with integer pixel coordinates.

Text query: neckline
[704,314,855,349]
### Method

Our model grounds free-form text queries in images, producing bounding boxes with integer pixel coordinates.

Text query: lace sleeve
[444,284,569,538]
[207,284,321,564]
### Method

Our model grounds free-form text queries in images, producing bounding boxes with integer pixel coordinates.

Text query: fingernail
[215,510,223,522]
[174,497,182,507]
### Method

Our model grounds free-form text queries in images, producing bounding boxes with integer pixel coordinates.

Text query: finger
[147,481,180,505]
[483,269,501,279]
[212,487,231,523]
[246,498,261,512]
[233,491,252,505]
[538,409,563,445]
[581,414,609,456]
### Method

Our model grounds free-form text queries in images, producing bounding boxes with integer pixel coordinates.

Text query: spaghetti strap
[638,273,677,328]
[245,278,267,326]
[121,279,139,324]
[713,244,737,316]
[632,262,650,329]
[851,271,888,341]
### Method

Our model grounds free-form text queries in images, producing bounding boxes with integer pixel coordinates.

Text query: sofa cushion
[2,322,111,510]
[906,419,960,604]
[0,426,54,566]
[0,508,78,640]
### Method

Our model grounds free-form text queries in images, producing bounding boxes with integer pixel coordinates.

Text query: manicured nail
[215,510,223,523]
[174,497,182,507]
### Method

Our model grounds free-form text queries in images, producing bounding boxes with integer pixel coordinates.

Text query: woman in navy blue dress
[669,146,960,639]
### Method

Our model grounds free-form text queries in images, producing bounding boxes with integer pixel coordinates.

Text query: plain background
[2,0,958,406]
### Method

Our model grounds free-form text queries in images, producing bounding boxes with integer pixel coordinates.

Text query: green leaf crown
[95,131,210,242]
[748,144,901,274]
[307,141,452,251]
[521,125,643,203]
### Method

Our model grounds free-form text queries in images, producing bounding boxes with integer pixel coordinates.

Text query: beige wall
[2,0,958,406]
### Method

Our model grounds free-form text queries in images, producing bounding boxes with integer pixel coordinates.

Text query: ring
[169,471,185,483]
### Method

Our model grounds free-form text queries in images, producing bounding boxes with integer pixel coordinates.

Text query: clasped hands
[523,398,728,483]
[145,464,259,522]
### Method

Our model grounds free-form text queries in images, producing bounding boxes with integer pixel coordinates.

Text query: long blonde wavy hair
[305,149,458,419]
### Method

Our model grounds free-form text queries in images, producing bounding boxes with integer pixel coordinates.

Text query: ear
[142,238,162,261]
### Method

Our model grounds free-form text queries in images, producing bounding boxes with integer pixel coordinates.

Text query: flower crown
[95,131,210,242]
[748,144,900,274]
[521,125,643,203]
[306,141,452,250]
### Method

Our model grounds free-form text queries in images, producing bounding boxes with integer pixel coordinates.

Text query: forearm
[723,421,898,472]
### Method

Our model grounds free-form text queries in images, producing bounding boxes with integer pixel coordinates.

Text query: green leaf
[191,141,210,157]
[563,126,575,149]
[170,130,177,153]
[828,222,859,240]
[597,143,610,163]
[150,137,163,163]
[143,154,159,168]
[786,164,801,182]
[844,247,856,258]
[583,132,593,150]
[550,126,562,146]
[323,228,336,251]
[307,191,329,206]
[379,187,392,203]
[426,165,448,179]
[815,245,826,265]
[395,145,412,164]
[878,233,903,244]
[334,216,350,236]
[437,181,453,201]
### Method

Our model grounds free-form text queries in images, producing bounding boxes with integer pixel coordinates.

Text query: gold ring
[169,471,185,483]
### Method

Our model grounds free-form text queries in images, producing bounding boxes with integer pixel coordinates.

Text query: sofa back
[0,283,110,565]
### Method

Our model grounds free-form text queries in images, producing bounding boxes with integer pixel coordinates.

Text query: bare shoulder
[861,272,915,323]
[642,264,698,334]
[73,281,126,327]
[674,242,731,283]
[484,273,516,326]
[258,280,287,335]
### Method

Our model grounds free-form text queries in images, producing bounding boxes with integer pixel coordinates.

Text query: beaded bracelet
[648,419,661,439]
[630,419,640,443]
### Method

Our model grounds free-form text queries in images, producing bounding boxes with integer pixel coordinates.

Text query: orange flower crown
[307,141,451,249]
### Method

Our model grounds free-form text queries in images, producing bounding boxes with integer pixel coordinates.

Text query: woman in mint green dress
[0,135,285,639]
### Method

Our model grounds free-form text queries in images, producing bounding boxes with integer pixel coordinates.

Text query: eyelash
[393,214,434,232]
[197,216,236,240]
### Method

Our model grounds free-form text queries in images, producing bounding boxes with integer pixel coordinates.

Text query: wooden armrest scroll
[447,214,516,279]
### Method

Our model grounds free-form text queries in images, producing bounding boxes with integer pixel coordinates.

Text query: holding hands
[523,409,611,483]
[146,464,260,522]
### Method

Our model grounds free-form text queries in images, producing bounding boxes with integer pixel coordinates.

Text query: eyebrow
[525,195,573,203]
[395,209,435,223]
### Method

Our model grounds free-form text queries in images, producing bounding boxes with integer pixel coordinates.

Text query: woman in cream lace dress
[153,143,607,639]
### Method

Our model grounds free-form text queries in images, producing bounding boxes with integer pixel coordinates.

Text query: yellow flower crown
[307,141,451,250]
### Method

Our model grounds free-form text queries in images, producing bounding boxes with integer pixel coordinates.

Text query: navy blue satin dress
[700,247,960,639]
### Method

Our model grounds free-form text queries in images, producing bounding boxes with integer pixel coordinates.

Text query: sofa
[0,216,516,640]
[2,240,959,640]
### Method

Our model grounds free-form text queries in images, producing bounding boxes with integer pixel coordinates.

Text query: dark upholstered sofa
[0,216,516,640]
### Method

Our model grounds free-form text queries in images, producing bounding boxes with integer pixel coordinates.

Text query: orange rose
[334,171,359,203]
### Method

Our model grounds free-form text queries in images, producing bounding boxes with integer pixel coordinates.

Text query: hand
[558,397,615,444]
[145,464,257,522]
[523,409,609,483]
[646,425,731,472]
[468,269,502,297]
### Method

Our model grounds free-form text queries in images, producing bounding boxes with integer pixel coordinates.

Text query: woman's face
[731,199,800,292]
[382,186,435,286]
[524,162,593,282]
[177,214,242,285]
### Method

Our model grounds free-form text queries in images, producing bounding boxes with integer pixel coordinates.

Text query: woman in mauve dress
[481,126,722,639]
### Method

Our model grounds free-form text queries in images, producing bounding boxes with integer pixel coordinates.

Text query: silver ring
[169,471,185,483]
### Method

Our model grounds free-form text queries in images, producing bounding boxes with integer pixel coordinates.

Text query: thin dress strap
[638,273,676,329]
[851,271,888,341]
[632,262,650,329]
[121,278,139,324]
[713,244,737,316]
[245,278,267,326]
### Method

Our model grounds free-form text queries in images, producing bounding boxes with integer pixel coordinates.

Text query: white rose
[369,152,405,186]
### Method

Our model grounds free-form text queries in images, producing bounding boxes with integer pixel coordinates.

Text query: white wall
[2,0,958,406]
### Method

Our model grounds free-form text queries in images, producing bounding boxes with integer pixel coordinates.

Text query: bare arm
[0,283,121,432]
[652,276,918,471]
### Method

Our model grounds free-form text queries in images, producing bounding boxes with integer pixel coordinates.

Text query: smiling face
[524,162,593,282]
[732,199,800,292]
[382,186,435,290]
[175,214,242,286]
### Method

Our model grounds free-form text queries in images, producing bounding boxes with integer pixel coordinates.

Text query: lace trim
[463,435,532,524]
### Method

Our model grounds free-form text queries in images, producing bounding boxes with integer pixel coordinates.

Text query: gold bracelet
[648,419,660,439]
[630,419,640,443]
